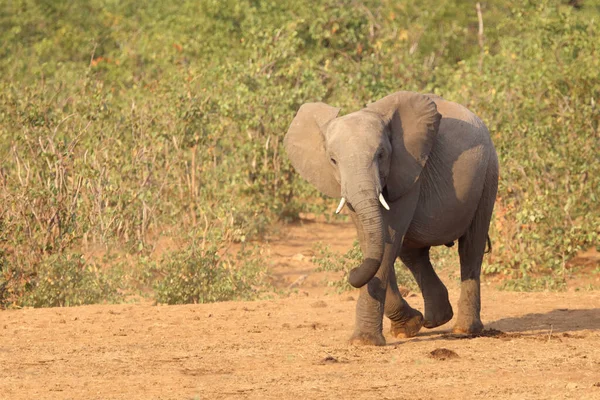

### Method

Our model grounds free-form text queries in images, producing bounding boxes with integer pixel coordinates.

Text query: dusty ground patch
[1,220,599,399]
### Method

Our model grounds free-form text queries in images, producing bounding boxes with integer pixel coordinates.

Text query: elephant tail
[484,234,492,254]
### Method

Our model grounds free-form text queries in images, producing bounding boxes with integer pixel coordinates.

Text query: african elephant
[284,91,498,346]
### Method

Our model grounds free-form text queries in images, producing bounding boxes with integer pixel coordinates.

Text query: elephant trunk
[347,193,384,288]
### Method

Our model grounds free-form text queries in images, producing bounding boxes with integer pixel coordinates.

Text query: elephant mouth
[382,185,389,201]
[335,186,390,215]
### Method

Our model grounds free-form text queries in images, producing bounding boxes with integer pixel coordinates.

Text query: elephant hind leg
[453,160,498,334]
[399,246,453,329]
[453,231,486,334]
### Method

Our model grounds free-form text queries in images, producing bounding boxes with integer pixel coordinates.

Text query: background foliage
[0,0,598,306]
[313,240,420,293]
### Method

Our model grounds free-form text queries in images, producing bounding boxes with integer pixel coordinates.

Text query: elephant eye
[378,151,384,160]
[330,158,337,165]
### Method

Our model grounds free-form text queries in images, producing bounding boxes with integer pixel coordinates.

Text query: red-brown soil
[2,219,599,399]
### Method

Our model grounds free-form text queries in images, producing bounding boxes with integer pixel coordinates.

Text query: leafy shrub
[448,2,600,280]
[12,253,120,308]
[153,245,269,304]
[0,0,598,306]
[499,275,567,292]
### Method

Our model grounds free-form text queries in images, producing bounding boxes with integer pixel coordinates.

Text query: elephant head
[284,92,442,288]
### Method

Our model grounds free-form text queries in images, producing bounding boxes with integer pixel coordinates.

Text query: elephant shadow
[393,308,600,344]
[486,308,600,334]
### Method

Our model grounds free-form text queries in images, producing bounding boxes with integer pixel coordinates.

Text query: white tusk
[379,193,390,210]
[335,197,347,214]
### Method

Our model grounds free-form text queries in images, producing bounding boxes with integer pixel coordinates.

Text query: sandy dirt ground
[2,219,600,400]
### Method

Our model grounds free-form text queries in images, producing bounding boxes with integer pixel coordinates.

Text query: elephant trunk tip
[348,258,381,288]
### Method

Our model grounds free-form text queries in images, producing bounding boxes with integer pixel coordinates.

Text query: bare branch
[476,3,485,71]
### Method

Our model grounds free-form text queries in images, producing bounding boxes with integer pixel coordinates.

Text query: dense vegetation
[0,0,598,307]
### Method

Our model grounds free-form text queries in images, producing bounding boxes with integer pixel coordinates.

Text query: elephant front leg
[350,255,425,344]
[385,267,424,339]
[348,213,396,346]
[348,186,423,345]
[399,246,453,329]
[349,274,387,346]
[350,187,423,343]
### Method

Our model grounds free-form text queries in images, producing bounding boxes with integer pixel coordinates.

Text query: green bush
[432,2,600,280]
[499,275,567,292]
[153,245,269,304]
[12,253,119,308]
[0,0,598,305]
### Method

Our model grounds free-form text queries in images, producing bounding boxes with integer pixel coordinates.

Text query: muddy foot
[452,318,484,335]
[423,301,454,329]
[390,308,424,339]
[349,331,386,346]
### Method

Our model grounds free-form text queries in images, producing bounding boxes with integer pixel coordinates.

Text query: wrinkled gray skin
[284,91,498,345]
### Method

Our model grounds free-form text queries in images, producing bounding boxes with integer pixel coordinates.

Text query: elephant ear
[284,102,341,198]
[366,91,441,201]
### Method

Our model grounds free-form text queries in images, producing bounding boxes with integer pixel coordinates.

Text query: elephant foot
[452,317,484,335]
[423,300,454,329]
[390,308,424,339]
[349,331,386,346]
[453,279,483,334]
